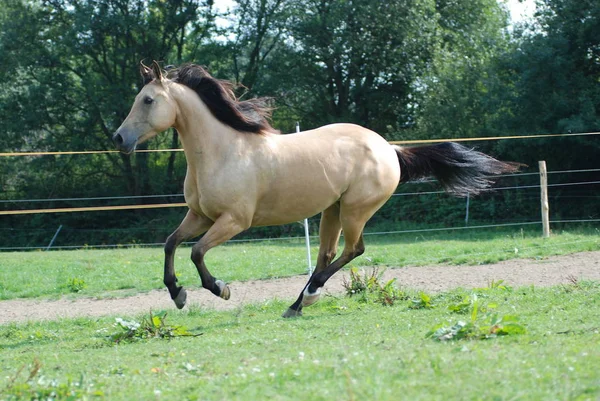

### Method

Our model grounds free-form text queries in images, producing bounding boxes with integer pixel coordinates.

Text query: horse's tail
[393,142,521,197]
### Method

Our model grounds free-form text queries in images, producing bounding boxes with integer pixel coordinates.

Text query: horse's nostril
[113,133,124,146]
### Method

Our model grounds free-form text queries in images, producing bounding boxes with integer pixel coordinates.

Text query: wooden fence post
[539,161,550,238]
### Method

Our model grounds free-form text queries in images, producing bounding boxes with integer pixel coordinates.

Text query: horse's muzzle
[112,131,137,154]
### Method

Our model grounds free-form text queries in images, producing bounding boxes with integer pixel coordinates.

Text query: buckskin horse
[112,61,518,317]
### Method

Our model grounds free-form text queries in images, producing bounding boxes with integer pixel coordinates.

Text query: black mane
[167,64,278,134]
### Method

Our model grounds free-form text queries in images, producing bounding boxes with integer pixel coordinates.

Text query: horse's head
[112,61,177,154]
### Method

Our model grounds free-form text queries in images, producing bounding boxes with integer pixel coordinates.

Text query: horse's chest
[184,171,252,220]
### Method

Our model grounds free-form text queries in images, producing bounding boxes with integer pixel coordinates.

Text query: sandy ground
[1,251,599,325]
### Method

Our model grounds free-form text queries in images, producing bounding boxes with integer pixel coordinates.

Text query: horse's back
[289,123,399,181]
[279,123,395,164]
[294,123,389,146]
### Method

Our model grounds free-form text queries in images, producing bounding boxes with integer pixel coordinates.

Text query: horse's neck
[172,85,240,172]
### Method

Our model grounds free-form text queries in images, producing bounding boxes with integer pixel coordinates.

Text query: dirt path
[1,251,599,324]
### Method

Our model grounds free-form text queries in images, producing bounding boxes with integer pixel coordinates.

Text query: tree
[483,0,600,172]
[228,0,291,92]
[248,0,514,136]
[411,0,600,222]
[279,0,439,133]
[0,0,217,247]
[408,0,511,141]
[508,0,600,135]
[0,0,216,196]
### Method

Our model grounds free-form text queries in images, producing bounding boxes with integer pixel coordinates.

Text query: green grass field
[0,227,599,400]
[0,226,598,300]
[1,283,599,400]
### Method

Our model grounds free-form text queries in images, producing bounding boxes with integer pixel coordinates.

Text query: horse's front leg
[164,210,213,309]
[190,213,249,300]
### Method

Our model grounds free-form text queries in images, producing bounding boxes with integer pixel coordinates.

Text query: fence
[1,167,599,252]
[1,132,600,254]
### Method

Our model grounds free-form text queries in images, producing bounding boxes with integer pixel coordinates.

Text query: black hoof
[282,307,303,318]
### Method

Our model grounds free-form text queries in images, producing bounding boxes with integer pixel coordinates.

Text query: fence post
[297,122,314,275]
[539,161,550,238]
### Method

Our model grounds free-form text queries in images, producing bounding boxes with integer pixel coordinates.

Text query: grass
[0,227,598,301]
[1,227,598,399]
[0,282,599,400]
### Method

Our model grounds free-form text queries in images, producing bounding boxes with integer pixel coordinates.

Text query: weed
[487,279,512,292]
[109,311,201,343]
[67,277,87,293]
[447,293,496,314]
[410,292,434,309]
[343,266,379,296]
[342,267,405,306]
[427,314,526,341]
[378,278,405,306]
[427,294,526,341]
[1,324,23,340]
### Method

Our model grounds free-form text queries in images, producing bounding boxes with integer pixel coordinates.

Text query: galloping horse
[113,61,518,317]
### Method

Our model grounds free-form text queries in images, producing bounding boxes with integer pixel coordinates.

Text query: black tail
[394,142,521,197]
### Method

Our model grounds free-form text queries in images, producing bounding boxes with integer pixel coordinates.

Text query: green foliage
[410,292,434,310]
[109,311,199,343]
[410,0,510,141]
[342,266,377,296]
[485,279,513,292]
[428,293,526,341]
[447,295,473,314]
[342,267,406,306]
[427,314,526,341]
[67,277,87,293]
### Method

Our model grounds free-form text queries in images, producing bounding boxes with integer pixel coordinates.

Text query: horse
[112,61,519,317]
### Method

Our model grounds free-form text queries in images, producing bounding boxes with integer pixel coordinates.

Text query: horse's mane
[165,64,279,135]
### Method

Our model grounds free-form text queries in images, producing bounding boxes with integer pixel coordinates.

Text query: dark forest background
[1,0,599,249]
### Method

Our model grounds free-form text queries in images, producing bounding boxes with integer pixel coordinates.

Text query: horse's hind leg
[190,213,248,300]
[164,210,213,309]
[314,203,342,274]
[283,209,366,318]
[281,204,342,318]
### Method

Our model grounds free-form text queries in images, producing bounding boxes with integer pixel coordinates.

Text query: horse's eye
[144,96,153,105]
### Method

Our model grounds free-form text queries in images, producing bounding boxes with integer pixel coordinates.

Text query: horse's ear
[140,60,153,85]
[151,60,164,84]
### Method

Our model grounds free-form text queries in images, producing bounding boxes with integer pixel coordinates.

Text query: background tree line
[0,0,598,248]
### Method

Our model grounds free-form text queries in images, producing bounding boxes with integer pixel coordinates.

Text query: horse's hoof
[216,280,230,300]
[282,308,302,318]
[301,287,321,307]
[174,287,187,309]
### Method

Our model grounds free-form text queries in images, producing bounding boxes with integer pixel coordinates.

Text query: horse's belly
[250,211,320,227]
[250,192,337,227]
